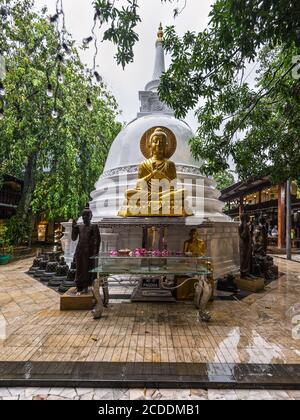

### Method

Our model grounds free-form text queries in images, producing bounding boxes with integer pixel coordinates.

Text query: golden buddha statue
[118,127,193,217]
[183,229,206,257]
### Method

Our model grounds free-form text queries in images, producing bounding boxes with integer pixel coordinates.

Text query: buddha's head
[149,128,167,160]
[190,229,198,241]
[82,205,93,226]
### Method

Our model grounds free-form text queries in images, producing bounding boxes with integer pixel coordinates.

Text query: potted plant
[0,225,13,265]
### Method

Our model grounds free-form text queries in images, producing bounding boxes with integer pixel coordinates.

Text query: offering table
[90,254,213,322]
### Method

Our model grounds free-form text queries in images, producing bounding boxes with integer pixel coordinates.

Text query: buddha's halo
[140,126,177,159]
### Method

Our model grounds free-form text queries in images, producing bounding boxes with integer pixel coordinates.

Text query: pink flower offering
[152,250,162,257]
[133,248,148,257]
[162,250,171,257]
[109,250,118,257]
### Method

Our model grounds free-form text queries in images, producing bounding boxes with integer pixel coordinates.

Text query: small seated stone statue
[183,229,206,257]
[253,215,268,256]
[28,253,43,275]
[58,260,77,294]
[252,215,278,280]
[48,257,69,287]
[40,253,59,283]
[72,206,101,295]
[34,255,49,278]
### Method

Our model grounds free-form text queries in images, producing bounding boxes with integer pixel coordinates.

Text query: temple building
[220,177,300,250]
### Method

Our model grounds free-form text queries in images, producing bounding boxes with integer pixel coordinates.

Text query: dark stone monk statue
[72,206,101,295]
[239,214,252,278]
[254,215,268,256]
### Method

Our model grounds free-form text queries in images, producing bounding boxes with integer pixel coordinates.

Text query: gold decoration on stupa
[157,23,164,42]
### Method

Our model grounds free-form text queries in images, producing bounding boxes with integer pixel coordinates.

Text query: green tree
[0,0,121,244]
[213,170,235,191]
[92,0,300,182]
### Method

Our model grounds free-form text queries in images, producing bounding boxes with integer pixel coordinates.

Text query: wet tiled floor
[1,257,300,365]
[275,254,300,264]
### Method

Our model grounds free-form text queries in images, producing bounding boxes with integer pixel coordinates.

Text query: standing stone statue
[72,206,101,295]
[254,215,268,256]
[252,215,277,280]
[239,214,252,278]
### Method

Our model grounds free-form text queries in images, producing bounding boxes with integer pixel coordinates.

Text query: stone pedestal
[61,220,240,279]
[236,276,265,292]
[48,276,66,288]
[60,288,95,311]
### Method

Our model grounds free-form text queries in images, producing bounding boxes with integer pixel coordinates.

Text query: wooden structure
[0,175,63,244]
[220,177,300,250]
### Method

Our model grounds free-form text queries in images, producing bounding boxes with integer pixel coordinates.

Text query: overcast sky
[33,0,215,131]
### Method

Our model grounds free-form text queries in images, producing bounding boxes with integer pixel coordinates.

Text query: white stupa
[89,25,228,223]
[62,26,239,277]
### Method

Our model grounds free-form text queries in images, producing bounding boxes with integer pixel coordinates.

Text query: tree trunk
[14,151,38,245]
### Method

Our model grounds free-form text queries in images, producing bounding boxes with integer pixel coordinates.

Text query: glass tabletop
[90,253,212,276]
[91,253,212,261]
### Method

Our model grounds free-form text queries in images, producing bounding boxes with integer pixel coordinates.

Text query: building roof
[220,177,271,202]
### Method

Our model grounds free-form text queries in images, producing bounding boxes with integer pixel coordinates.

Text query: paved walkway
[1,257,300,364]
[0,256,300,399]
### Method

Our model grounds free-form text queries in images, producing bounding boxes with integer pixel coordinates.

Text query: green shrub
[0,224,13,256]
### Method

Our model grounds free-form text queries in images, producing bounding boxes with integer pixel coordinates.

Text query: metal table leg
[92,273,108,319]
[194,274,213,322]
[102,276,109,308]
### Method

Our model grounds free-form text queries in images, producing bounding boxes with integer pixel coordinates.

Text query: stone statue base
[235,276,265,293]
[34,269,47,278]
[28,267,39,275]
[40,272,55,283]
[48,276,67,288]
[60,287,95,311]
[58,279,76,294]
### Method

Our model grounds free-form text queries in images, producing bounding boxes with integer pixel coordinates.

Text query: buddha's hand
[153,169,167,180]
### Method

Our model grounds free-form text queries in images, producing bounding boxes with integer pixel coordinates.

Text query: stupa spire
[157,22,164,43]
[145,23,166,92]
[138,23,173,118]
